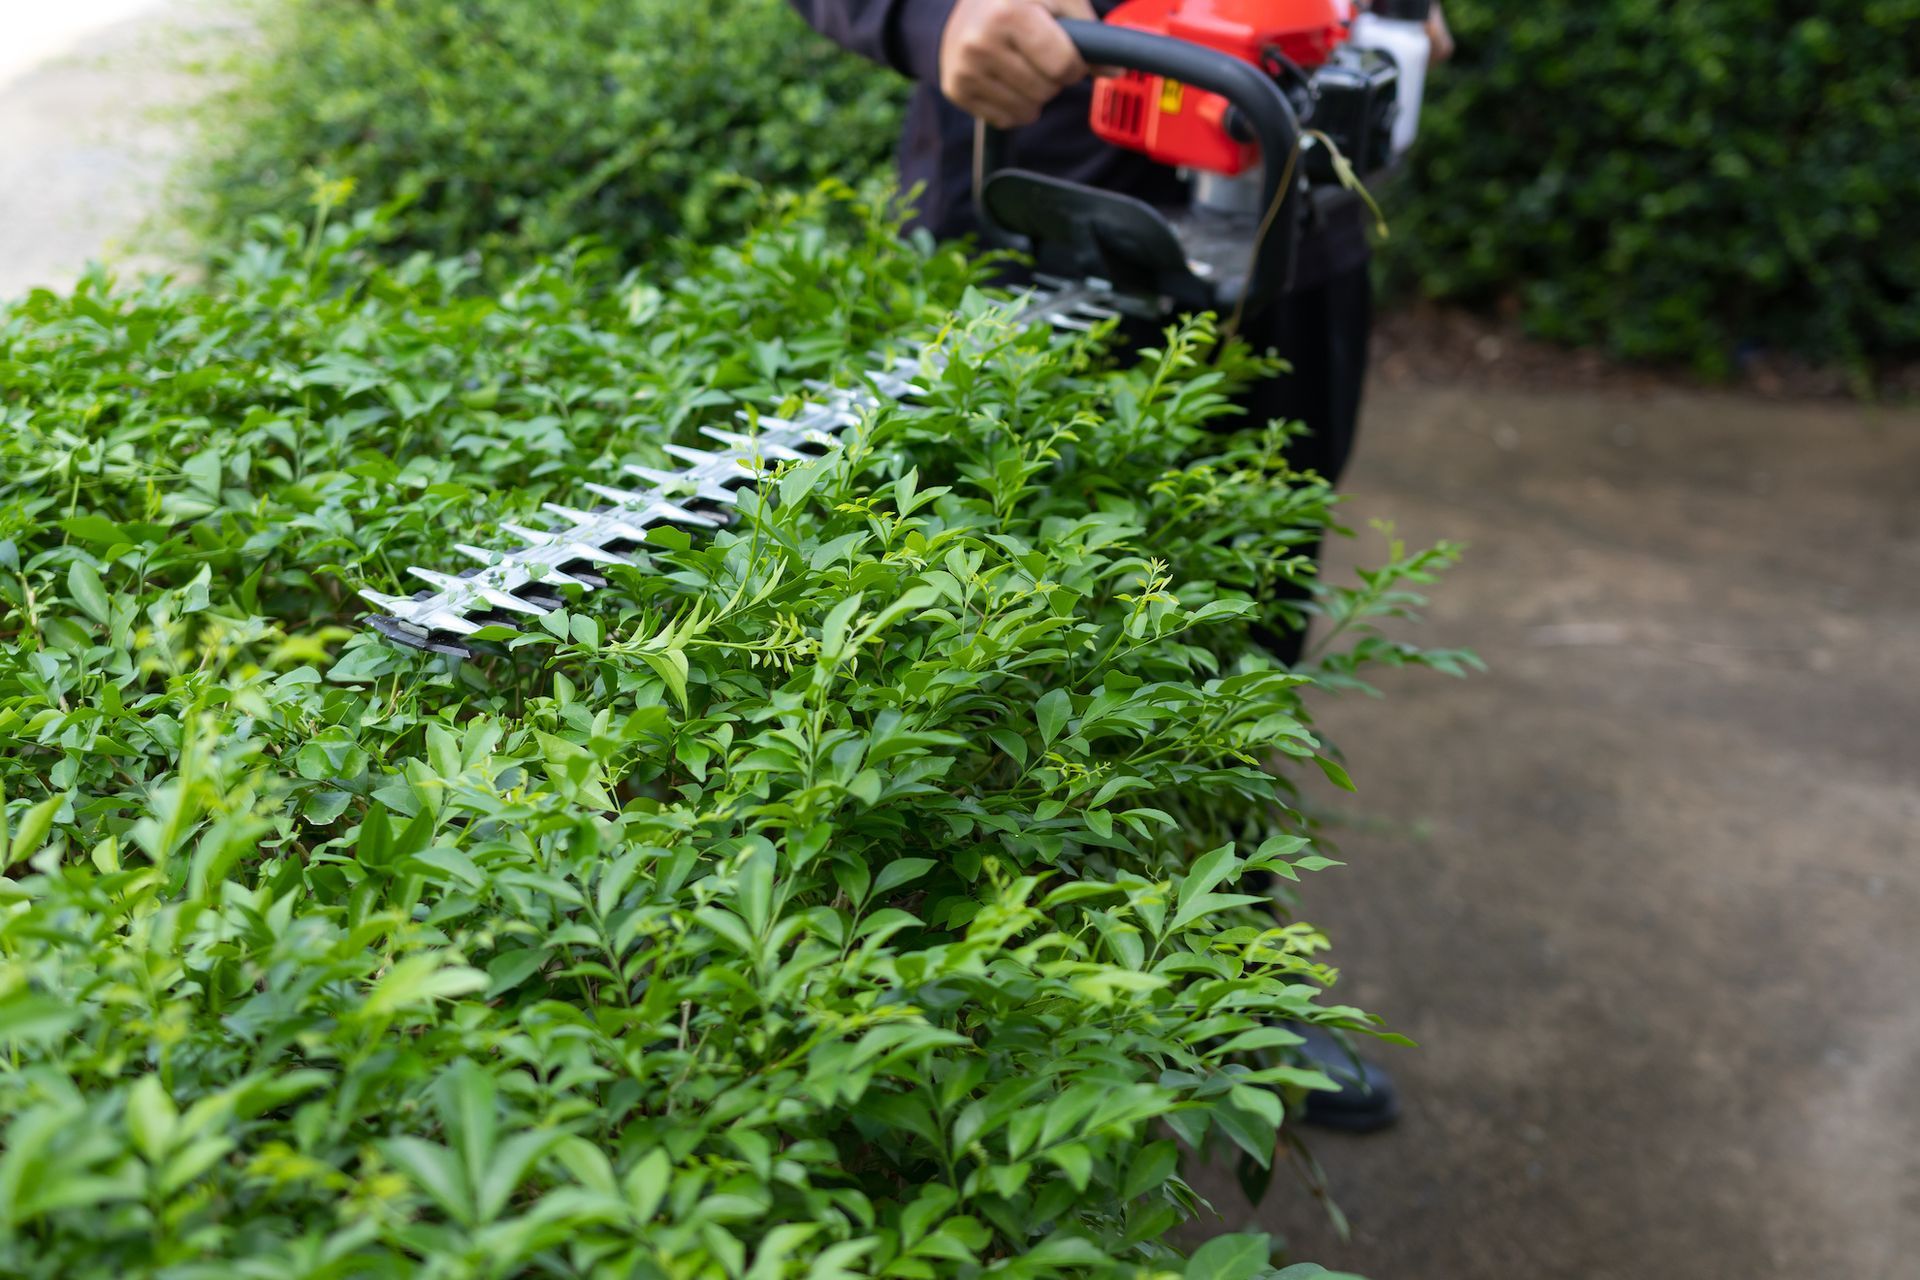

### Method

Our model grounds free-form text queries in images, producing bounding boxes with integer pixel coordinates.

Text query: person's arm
[787,0,1097,129]
[1426,0,1454,61]
[785,0,949,81]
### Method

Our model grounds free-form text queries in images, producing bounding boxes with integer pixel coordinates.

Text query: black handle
[1371,0,1433,20]
[975,18,1305,300]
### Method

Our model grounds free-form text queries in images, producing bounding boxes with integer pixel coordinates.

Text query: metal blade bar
[362,280,1123,655]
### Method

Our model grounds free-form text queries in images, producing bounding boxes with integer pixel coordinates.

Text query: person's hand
[1426,0,1455,62]
[939,0,1099,129]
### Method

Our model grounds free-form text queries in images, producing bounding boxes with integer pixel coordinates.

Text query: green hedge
[1396,0,1920,373]
[189,0,903,267]
[0,193,1461,1277]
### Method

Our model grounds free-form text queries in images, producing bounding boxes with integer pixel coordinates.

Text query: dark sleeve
[785,0,957,83]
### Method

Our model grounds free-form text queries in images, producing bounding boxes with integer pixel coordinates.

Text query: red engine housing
[1091,0,1350,176]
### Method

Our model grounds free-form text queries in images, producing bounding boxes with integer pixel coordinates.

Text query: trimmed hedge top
[0,194,1460,1278]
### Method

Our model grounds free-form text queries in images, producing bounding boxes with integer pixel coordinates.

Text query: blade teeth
[367,284,1130,653]
[580,484,723,530]
[502,522,560,544]
[804,378,881,414]
[624,464,738,505]
[543,503,649,545]
[867,365,924,398]
[409,567,474,593]
[518,563,592,591]
[701,425,805,461]
[418,610,484,637]
[662,442,753,473]
[645,500,723,529]
[627,464,691,489]
[383,595,483,636]
[475,585,552,616]
[359,588,417,612]
[359,588,477,635]
[563,541,635,567]
[459,533,632,580]
[583,481,660,507]
[729,412,821,449]
[806,408,859,431]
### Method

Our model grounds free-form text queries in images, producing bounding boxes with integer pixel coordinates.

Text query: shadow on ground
[1189,383,1920,1279]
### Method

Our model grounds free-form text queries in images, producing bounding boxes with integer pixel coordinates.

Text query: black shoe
[1295,1024,1400,1134]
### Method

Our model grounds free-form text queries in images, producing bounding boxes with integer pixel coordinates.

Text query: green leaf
[362,955,487,1018]
[56,515,127,546]
[1046,1142,1092,1191]
[382,1136,475,1226]
[485,948,549,998]
[0,993,79,1047]
[1313,754,1356,792]
[476,1129,561,1224]
[6,795,61,867]
[1185,1232,1272,1280]
[737,842,776,936]
[1036,688,1072,745]
[872,857,935,897]
[66,561,111,626]
[553,1136,619,1197]
[1171,891,1267,934]
[820,592,864,664]
[441,1060,497,1199]
[126,1076,178,1163]
[622,1148,672,1221]
[1121,1140,1179,1200]
[639,648,691,715]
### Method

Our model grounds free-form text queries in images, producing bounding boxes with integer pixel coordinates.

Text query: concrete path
[0,1,167,85]
[0,0,214,298]
[1190,385,1920,1279]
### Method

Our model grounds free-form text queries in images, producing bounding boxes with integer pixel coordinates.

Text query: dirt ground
[1186,382,1920,1279]
[7,10,1919,1278]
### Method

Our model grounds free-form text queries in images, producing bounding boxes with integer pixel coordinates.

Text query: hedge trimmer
[365,2,1424,657]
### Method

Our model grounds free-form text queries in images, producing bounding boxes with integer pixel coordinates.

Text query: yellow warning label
[1159,80,1184,114]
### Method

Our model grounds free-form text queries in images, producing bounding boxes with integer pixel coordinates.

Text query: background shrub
[188,0,903,269]
[0,194,1460,1277]
[1394,0,1920,373]
[186,0,1920,375]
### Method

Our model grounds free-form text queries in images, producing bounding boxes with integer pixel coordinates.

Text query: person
[785,0,1452,654]
[787,0,1451,1132]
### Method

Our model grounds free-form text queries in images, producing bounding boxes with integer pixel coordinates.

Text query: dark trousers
[1238,260,1373,492]
[1235,261,1375,665]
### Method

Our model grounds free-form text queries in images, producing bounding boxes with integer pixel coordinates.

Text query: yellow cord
[972,117,988,210]
[1224,129,1386,343]
[1222,135,1306,344]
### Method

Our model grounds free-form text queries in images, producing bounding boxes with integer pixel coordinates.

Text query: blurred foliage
[187,0,904,270]
[1392,0,1920,374]
[182,0,1920,375]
